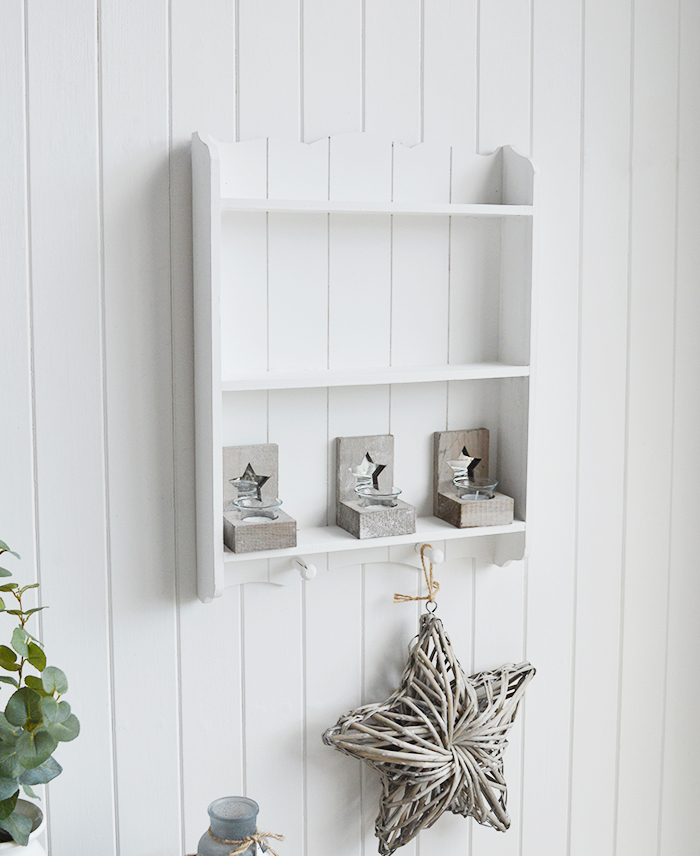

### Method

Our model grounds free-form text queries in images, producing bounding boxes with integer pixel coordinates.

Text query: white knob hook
[292,557,317,581]
[414,543,444,565]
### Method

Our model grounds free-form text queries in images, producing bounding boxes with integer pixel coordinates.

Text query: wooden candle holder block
[337,498,416,540]
[436,490,514,529]
[223,509,297,553]
[336,434,416,539]
[433,428,514,529]
[223,443,297,553]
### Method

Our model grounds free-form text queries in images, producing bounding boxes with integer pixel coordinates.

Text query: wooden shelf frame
[192,133,538,602]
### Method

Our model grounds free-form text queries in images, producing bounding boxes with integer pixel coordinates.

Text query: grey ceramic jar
[197,796,259,856]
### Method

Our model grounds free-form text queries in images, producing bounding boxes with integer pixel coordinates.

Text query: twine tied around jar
[394,543,440,610]
[207,827,285,856]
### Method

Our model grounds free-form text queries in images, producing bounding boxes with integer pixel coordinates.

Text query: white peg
[292,558,317,581]
[415,544,444,565]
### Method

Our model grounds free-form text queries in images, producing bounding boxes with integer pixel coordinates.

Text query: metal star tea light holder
[433,429,514,528]
[335,435,416,539]
[222,444,296,553]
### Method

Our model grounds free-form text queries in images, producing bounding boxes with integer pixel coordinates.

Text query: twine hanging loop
[207,827,285,856]
[394,544,440,608]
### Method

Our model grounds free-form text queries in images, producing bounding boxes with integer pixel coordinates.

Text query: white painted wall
[1,2,698,855]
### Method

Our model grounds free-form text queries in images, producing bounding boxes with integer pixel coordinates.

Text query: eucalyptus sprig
[0,540,79,846]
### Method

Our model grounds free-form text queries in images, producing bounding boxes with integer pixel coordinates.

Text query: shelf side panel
[451,147,503,203]
[502,144,536,205]
[192,133,224,600]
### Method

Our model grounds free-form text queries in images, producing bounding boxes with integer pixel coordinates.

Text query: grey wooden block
[433,429,490,516]
[223,509,297,553]
[335,434,416,539]
[335,434,394,512]
[223,444,279,511]
[338,499,416,539]
[436,490,514,529]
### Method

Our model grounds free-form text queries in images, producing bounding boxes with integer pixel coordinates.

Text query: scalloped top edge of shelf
[221,198,533,216]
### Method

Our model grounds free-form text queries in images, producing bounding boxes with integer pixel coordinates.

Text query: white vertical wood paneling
[423,0,478,146]
[4,1,699,855]
[99,1,181,853]
[237,0,300,140]
[521,2,581,855]
[364,0,421,144]
[0,2,36,566]
[302,0,362,142]
[616,2,679,853]
[24,3,117,854]
[328,136,393,370]
[659,2,700,853]
[570,2,632,855]
[478,0,531,155]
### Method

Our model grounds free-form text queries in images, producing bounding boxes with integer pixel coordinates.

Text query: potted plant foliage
[0,540,79,849]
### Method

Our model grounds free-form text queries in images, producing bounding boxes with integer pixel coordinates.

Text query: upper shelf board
[221,198,532,216]
[221,362,530,392]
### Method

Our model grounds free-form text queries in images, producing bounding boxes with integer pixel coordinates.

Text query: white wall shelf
[221,362,530,392]
[223,518,526,564]
[222,198,533,216]
[192,132,537,602]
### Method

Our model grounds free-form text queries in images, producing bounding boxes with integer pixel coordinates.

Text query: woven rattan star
[323,613,535,855]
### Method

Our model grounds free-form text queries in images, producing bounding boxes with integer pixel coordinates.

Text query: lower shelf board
[219,517,527,589]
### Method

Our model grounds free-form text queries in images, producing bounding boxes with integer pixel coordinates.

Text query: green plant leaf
[41,667,68,696]
[26,643,45,673]
[0,790,19,820]
[0,678,19,689]
[0,584,18,592]
[0,599,5,612]
[19,757,60,788]
[5,688,43,728]
[0,542,20,560]
[0,647,19,672]
[21,783,38,800]
[17,584,39,596]
[0,779,19,801]
[0,809,32,846]
[19,755,61,786]
[10,629,28,659]
[45,714,79,744]
[0,569,10,578]
[0,713,19,737]
[4,611,22,617]
[23,607,46,617]
[23,676,46,695]
[16,729,56,769]
[0,743,21,780]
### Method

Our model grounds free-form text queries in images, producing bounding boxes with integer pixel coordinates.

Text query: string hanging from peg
[394,543,440,611]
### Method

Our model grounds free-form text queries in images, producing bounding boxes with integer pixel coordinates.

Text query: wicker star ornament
[323,612,535,854]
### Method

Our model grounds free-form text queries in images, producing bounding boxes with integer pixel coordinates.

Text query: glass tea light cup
[453,476,498,501]
[355,485,402,509]
[232,496,283,523]
[197,796,259,856]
